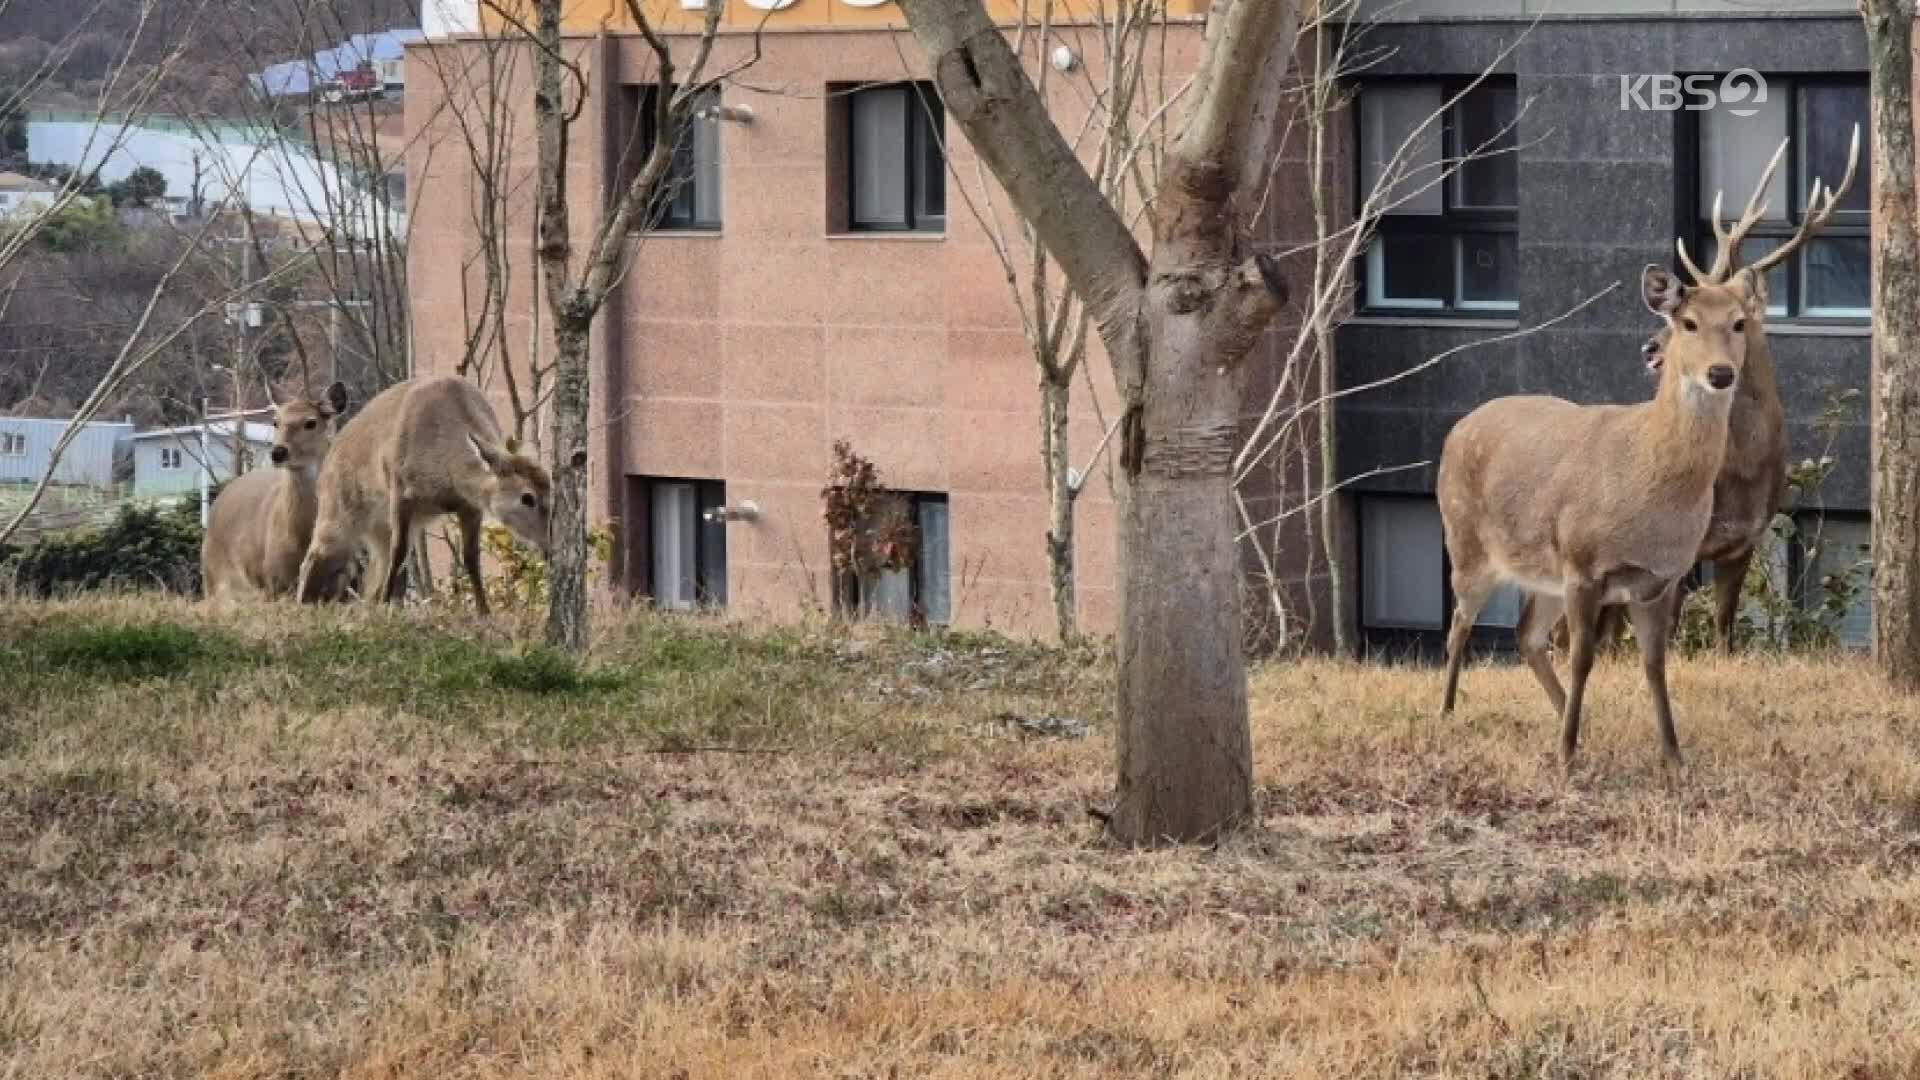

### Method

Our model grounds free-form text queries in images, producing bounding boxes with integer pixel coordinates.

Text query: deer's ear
[322,381,348,416]
[1642,264,1687,317]
[468,433,507,473]
[1642,334,1665,374]
[1731,266,1768,311]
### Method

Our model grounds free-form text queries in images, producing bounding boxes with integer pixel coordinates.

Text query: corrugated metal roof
[129,420,274,445]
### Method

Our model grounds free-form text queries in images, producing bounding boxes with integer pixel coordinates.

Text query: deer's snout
[1706,364,1736,391]
[270,445,290,464]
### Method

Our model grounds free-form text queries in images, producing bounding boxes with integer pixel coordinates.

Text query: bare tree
[496,0,746,650]
[1862,0,1920,687]
[897,0,1296,844]
[937,2,1177,644]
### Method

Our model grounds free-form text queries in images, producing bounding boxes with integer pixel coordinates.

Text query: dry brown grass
[3,595,1920,1077]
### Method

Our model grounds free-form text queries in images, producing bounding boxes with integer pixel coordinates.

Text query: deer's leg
[1627,584,1685,768]
[459,507,490,617]
[1711,548,1754,655]
[1441,568,1495,715]
[1558,581,1602,767]
[1516,593,1568,715]
[382,499,415,604]
[296,524,352,604]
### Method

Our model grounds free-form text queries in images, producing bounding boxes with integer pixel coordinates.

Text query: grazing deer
[1550,129,1860,655]
[295,375,562,615]
[200,381,349,601]
[1439,264,1763,767]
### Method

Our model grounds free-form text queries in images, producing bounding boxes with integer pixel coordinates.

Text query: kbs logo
[1618,70,1768,117]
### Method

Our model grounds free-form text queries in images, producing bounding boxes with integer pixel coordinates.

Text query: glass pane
[866,568,913,619]
[1366,233,1448,309]
[1475,584,1521,629]
[913,92,944,226]
[1360,84,1443,216]
[1804,235,1869,317]
[1697,233,1789,317]
[690,92,722,225]
[1699,91,1788,223]
[1453,84,1516,209]
[1361,499,1444,630]
[651,482,698,610]
[916,498,950,625]
[1808,517,1871,648]
[1456,232,1517,310]
[852,87,908,228]
[1801,84,1869,214]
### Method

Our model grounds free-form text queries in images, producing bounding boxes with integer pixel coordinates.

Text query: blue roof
[251,28,426,97]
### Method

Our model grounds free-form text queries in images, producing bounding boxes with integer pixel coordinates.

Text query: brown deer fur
[295,375,554,615]
[1439,266,1762,766]
[200,382,348,601]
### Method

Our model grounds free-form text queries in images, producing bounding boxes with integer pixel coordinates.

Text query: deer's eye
[1732,318,1746,333]
[1682,318,1699,333]
[520,493,536,508]
[303,419,318,430]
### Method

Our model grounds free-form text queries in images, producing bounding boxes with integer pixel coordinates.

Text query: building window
[158,446,184,470]
[644,478,727,610]
[0,432,24,457]
[847,82,945,233]
[833,492,950,625]
[1357,80,1518,314]
[619,85,721,231]
[1694,78,1868,320]
[1796,513,1871,648]
[1359,496,1520,638]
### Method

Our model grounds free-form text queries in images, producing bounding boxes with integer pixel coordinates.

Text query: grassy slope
[2,596,1919,1077]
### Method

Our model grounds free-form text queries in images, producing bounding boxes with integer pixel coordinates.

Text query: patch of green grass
[484,647,627,695]
[36,622,216,680]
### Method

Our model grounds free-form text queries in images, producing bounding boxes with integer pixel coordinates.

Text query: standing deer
[295,375,563,614]
[1439,264,1762,767]
[200,381,349,601]
[1548,128,1860,654]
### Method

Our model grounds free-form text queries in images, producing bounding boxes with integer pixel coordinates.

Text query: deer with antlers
[1544,128,1861,656]
[1439,261,1762,767]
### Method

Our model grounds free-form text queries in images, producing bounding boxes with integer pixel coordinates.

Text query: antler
[1675,136,1789,285]
[1746,123,1861,278]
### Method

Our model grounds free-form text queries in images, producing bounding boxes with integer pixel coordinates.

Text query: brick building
[405,0,1876,649]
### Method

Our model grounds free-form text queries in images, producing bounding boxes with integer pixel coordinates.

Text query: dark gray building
[1334,0,1872,650]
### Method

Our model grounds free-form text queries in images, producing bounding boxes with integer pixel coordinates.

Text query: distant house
[0,172,57,219]
[0,417,132,488]
[251,29,425,99]
[129,421,273,499]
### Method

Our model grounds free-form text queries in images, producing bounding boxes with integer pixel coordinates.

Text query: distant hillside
[0,0,419,116]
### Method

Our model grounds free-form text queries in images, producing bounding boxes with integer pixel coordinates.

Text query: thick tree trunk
[1041,376,1076,642]
[1866,0,1920,689]
[545,320,591,652]
[1109,369,1254,842]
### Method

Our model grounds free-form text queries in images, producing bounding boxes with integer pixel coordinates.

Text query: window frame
[832,490,950,625]
[1355,493,1521,655]
[1685,75,1870,325]
[621,84,722,233]
[1788,509,1871,649]
[639,476,728,610]
[846,81,946,235]
[1353,77,1520,317]
[158,445,183,471]
[0,431,24,457]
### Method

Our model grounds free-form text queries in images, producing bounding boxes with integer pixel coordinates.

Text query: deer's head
[467,434,557,555]
[1642,264,1760,397]
[268,381,348,469]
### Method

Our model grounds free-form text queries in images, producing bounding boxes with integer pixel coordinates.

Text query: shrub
[1,500,203,597]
